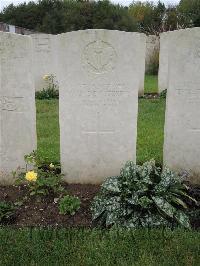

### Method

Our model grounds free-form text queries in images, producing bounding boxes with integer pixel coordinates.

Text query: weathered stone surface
[31,34,57,91]
[138,34,146,96]
[0,32,37,184]
[158,32,169,93]
[57,29,145,184]
[145,35,160,74]
[164,28,200,184]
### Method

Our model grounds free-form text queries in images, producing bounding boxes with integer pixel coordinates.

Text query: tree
[0,0,137,33]
[178,0,200,27]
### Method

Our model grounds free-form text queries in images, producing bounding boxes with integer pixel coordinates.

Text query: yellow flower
[49,163,55,168]
[43,74,50,81]
[25,171,38,182]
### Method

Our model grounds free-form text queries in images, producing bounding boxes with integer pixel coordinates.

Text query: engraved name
[65,83,131,106]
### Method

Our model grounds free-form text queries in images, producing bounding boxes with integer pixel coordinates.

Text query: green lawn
[0,228,199,265]
[36,99,60,163]
[137,99,166,164]
[36,98,166,165]
[144,75,158,94]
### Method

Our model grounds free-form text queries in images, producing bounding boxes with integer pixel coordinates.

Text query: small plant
[59,195,81,215]
[35,74,59,99]
[0,201,16,224]
[15,151,64,198]
[91,160,196,229]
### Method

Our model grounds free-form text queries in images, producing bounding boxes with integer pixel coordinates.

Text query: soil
[0,183,199,229]
[0,184,100,227]
[139,93,160,99]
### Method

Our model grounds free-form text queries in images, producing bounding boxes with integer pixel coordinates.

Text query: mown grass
[137,99,166,164]
[144,75,158,93]
[36,99,60,163]
[36,98,166,165]
[0,228,199,266]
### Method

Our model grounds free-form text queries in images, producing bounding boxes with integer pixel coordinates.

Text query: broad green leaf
[170,196,188,209]
[171,191,197,204]
[101,176,121,193]
[174,210,191,229]
[152,196,176,219]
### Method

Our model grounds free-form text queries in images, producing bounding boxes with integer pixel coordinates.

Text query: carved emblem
[0,97,24,111]
[82,40,117,74]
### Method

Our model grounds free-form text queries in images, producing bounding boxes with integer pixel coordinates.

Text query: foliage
[91,160,195,229]
[160,89,167,99]
[35,74,59,100]
[14,151,64,198]
[0,201,16,224]
[0,0,137,34]
[35,87,59,100]
[59,195,81,215]
[1,0,199,34]
[1,0,200,35]
[129,1,165,34]
[178,0,200,27]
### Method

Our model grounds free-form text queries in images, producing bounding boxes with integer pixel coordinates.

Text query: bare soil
[0,184,100,227]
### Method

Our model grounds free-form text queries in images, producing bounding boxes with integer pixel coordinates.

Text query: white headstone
[8,25,15,33]
[145,35,160,74]
[158,32,169,93]
[139,34,146,96]
[57,29,146,184]
[31,34,57,91]
[0,32,37,184]
[164,28,200,184]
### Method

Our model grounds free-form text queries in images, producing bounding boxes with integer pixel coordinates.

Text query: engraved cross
[82,111,115,158]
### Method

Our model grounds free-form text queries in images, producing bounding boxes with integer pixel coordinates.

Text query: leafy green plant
[35,87,59,100]
[0,201,16,224]
[15,151,64,198]
[91,160,196,229]
[160,89,167,99]
[35,74,59,100]
[59,195,81,215]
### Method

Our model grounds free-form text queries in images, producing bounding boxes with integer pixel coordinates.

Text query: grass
[36,99,60,163]
[36,98,166,165]
[0,228,199,265]
[144,75,158,94]
[137,99,166,164]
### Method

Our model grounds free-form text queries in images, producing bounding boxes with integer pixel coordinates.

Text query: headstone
[138,34,146,96]
[145,35,160,74]
[8,25,15,33]
[164,28,200,184]
[0,32,37,184]
[57,29,146,184]
[31,34,57,91]
[158,32,169,93]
